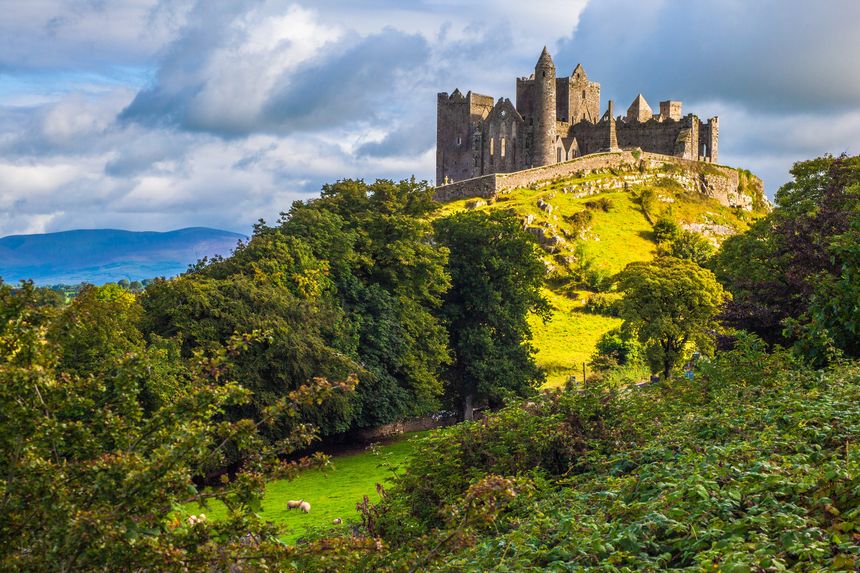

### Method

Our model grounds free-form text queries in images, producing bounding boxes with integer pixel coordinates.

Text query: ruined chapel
[436,47,719,185]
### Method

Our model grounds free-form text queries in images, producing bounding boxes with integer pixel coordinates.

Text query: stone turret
[533,47,557,167]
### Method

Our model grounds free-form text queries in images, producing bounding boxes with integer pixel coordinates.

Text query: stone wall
[433,172,498,202]
[433,149,764,211]
[436,91,494,184]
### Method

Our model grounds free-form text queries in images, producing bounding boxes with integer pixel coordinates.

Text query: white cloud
[0,0,858,238]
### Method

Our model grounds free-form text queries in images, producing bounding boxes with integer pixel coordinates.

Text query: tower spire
[533,46,557,167]
[536,46,554,68]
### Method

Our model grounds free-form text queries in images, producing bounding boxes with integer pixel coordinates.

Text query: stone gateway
[436,47,719,186]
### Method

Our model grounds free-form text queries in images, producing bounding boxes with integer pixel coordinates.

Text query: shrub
[584,197,613,212]
[584,266,613,292]
[591,327,641,370]
[663,229,715,265]
[583,292,622,316]
[564,210,593,236]
[652,217,680,243]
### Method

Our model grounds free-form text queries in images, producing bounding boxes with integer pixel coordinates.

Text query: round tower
[533,46,557,167]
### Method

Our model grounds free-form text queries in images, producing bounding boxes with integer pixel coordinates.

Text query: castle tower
[533,47,557,167]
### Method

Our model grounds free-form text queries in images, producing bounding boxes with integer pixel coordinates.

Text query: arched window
[501,138,506,158]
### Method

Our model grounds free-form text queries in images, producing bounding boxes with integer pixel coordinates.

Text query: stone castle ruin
[436,47,719,186]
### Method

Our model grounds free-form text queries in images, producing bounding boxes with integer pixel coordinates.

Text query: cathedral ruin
[436,47,719,185]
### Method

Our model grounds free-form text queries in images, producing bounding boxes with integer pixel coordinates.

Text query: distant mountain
[0,227,247,285]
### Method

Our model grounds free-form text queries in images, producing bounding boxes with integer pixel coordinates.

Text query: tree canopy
[712,154,860,348]
[617,256,728,379]
[434,210,549,419]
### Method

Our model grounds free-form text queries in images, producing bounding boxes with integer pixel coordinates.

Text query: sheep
[332,518,342,525]
[286,499,303,510]
[298,501,311,513]
[187,514,206,526]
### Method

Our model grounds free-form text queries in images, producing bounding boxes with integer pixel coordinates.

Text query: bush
[591,327,641,369]
[583,292,622,316]
[564,210,593,236]
[584,197,613,212]
[652,217,680,243]
[584,267,613,292]
[663,229,715,265]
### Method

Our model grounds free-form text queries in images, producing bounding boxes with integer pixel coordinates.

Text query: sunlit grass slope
[437,167,762,387]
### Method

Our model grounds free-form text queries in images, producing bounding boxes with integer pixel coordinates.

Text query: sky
[1,0,859,237]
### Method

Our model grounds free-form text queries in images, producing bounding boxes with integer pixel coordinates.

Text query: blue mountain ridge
[0,227,247,285]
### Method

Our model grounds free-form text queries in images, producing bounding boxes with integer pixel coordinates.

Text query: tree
[141,271,357,439]
[277,178,451,427]
[617,256,728,379]
[664,230,715,266]
[0,279,357,570]
[712,154,860,346]
[434,210,549,420]
[790,217,860,364]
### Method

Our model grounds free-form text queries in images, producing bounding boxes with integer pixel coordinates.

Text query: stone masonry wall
[433,173,498,202]
[433,150,763,210]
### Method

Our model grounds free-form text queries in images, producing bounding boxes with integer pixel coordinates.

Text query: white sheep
[286,499,303,510]
[298,501,311,513]
[187,514,206,525]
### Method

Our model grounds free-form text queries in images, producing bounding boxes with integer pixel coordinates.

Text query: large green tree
[142,178,451,435]
[712,154,860,346]
[277,178,451,427]
[617,256,728,379]
[433,210,549,420]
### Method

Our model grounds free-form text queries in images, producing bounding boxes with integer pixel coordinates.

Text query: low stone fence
[433,150,761,210]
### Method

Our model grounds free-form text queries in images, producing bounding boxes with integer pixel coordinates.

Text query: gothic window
[456,136,462,146]
[501,138,506,158]
[490,138,494,157]
[582,89,586,99]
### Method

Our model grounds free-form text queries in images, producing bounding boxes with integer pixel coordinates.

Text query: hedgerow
[290,336,860,571]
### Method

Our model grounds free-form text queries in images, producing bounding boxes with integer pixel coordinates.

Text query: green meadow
[192,433,423,544]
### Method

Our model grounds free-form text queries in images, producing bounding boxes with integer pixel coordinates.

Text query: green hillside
[437,164,767,386]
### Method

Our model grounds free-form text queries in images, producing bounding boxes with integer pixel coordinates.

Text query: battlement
[437,48,718,185]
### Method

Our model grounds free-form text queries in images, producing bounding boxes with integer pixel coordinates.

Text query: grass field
[192,433,424,543]
[437,170,761,387]
[530,288,623,387]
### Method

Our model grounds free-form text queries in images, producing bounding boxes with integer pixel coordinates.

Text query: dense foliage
[0,280,355,571]
[142,179,452,437]
[434,210,549,419]
[713,154,860,356]
[617,256,727,379]
[290,337,860,571]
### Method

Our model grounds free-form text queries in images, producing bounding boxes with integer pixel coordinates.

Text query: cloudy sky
[1,0,858,236]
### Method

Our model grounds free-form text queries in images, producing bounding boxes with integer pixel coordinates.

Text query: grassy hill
[436,161,768,386]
